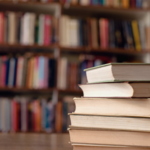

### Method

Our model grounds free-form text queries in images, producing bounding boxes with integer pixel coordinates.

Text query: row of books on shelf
[64,0,149,8]
[0,12,58,45]
[60,15,150,51]
[58,55,116,89]
[0,55,56,88]
[1,0,148,8]
[0,96,74,133]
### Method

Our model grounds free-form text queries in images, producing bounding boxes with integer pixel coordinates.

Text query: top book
[84,63,150,83]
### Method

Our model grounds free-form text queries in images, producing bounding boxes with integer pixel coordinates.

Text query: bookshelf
[0,0,149,133]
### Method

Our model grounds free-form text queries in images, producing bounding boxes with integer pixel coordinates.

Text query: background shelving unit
[0,0,150,133]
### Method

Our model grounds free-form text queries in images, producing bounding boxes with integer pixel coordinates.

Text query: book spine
[0,13,4,43]
[44,15,51,45]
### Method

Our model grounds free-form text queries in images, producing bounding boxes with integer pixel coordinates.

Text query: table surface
[0,133,72,150]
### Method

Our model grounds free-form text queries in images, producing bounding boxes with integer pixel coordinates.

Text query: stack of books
[69,63,150,150]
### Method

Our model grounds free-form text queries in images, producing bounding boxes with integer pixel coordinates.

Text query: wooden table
[0,133,72,150]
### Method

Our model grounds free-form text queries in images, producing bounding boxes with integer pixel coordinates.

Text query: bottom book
[69,127,150,147]
[72,144,150,150]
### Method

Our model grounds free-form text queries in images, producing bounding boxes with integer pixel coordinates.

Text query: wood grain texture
[0,133,72,150]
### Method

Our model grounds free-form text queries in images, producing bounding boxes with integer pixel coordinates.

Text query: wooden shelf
[60,46,148,55]
[0,44,148,55]
[59,89,82,94]
[0,1,149,16]
[0,87,82,94]
[0,87,55,93]
[0,43,58,53]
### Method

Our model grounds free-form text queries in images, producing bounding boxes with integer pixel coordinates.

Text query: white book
[80,0,90,5]
[21,13,30,45]
[65,16,71,47]
[69,18,79,47]
[59,16,69,46]
[70,114,150,132]
[38,14,45,45]
[79,82,150,98]
[58,58,68,89]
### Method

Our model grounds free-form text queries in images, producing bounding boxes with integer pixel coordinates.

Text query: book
[84,63,150,83]
[73,97,150,117]
[69,128,150,147]
[70,114,150,132]
[79,82,150,98]
[0,13,4,43]
[72,144,150,150]
[131,20,141,51]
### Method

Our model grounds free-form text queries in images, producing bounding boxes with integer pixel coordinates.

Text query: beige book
[8,12,16,44]
[70,114,150,132]
[59,16,69,46]
[29,13,36,45]
[69,128,150,147]
[84,63,150,83]
[72,144,150,150]
[79,82,150,98]
[58,57,68,89]
[73,97,150,117]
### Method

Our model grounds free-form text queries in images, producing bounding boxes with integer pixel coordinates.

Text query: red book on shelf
[130,0,136,7]
[0,13,4,43]
[0,56,7,87]
[11,100,19,132]
[32,101,41,132]
[100,19,108,48]
[44,15,51,45]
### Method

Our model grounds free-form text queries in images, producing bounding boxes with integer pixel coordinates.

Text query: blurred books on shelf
[0,12,58,46]
[0,96,74,133]
[60,15,150,51]
[64,0,149,8]
[0,55,56,89]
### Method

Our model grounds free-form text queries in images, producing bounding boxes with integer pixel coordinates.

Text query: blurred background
[0,0,149,133]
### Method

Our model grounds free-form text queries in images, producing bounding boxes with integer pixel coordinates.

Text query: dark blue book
[100,0,104,5]
[5,58,10,86]
[127,21,135,48]
[109,20,115,48]
[92,0,99,5]
[136,0,142,8]
[79,19,83,46]
[13,58,18,86]
[48,59,56,88]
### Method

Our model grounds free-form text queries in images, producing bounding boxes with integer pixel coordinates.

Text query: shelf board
[0,87,55,93]
[0,43,58,53]
[0,1,60,14]
[0,87,82,94]
[60,46,148,55]
[0,44,148,55]
[59,89,82,94]
[0,1,149,16]
[62,4,149,18]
